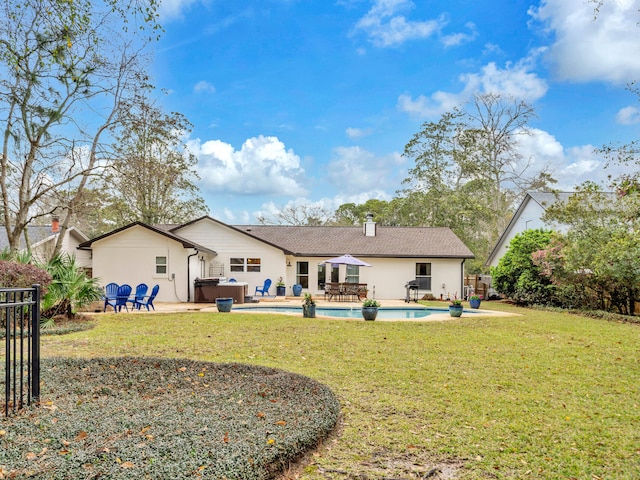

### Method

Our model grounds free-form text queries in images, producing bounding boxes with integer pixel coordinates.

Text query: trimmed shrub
[0,260,52,291]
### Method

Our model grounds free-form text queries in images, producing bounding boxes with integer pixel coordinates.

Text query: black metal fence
[2,285,41,417]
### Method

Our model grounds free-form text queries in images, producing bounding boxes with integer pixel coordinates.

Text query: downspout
[187,249,199,302]
[460,259,466,298]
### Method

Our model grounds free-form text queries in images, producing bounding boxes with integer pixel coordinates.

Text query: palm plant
[41,254,102,321]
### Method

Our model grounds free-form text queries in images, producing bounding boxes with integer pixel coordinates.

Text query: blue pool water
[234,306,458,319]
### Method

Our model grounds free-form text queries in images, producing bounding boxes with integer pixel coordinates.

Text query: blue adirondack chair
[136,284,159,311]
[103,283,119,312]
[105,284,132,312]
[254,278,272,296]
[128,283,148,309]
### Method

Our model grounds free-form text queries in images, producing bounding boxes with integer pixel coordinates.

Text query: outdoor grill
[404,280,420,303]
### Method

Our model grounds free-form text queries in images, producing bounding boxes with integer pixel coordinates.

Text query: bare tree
[257,204,334,225]
[0,0,160,257]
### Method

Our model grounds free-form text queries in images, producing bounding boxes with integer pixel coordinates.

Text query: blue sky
[151,0,640,224]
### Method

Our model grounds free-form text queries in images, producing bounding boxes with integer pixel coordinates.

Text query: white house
[79,215,474,302]
[0,220,91,270]
[486,191,585,268]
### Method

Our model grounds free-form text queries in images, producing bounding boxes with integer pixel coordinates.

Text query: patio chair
[324,283,342,301]
[254,278,272,296]
[105,284,132,312]
[103,282,119,312]
[127,283,148,309]
[136,284,159,311]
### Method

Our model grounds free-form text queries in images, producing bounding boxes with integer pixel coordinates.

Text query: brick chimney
[52,215,60,234]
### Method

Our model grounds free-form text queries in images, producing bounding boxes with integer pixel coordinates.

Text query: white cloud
[193,80,216,94]
[354,0,444,47]
[513,129,632,190]
[616,106,640,125]
[188,135,308,196]
[255,191,393,224]
[441,22,478,47]
[346,127,374,139]
[327,146,404,192]
[158,0,199,20]
[398,57,548,118]
[529,0,640,84]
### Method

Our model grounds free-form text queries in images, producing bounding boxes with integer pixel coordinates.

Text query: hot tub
[193,278,248,304]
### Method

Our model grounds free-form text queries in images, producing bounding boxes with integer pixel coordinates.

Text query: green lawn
[39,303,640,479]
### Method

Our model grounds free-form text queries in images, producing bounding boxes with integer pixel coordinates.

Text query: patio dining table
[324,282,368,301]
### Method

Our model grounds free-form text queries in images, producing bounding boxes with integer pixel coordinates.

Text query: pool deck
[104,297,517,321]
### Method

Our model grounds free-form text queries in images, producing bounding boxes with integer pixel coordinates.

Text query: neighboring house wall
[91,225,190,303]
[486,200,548,268]
[486,192,572,269]
[31,228,92,269]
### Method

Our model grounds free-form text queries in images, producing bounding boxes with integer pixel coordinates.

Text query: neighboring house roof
[78,221,217,255]
[232,224,475,258]
[485,191,617,266]
[0,225,89,252]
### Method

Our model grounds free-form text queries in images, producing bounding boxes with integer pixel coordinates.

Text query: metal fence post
[31,284,41,403]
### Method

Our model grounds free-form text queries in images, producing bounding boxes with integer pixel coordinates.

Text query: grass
[6,302,640,478]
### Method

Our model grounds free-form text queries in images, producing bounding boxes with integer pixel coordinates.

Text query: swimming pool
[234,306,460,319]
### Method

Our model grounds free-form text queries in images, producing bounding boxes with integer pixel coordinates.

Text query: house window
[416,262,432,290]
[230,257,262,273]
[230,258,244,272]
[247,258,261,272]
[155,256,167,275]
[317,264,326,290]
[345,265,359,283]
[331,265,339,283]
[296,262,309,288]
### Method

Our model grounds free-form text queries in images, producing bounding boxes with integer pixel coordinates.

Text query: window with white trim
[296,261,309,288]
[345,265,359,283]
[155,256,167,275]
[230,257,261,273]
[416,262,432,290]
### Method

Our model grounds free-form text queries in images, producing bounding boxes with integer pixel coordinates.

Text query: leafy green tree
[401,93,556,270]
[103,93,208,225]
[491,229,554,304]
[541,185,640,315]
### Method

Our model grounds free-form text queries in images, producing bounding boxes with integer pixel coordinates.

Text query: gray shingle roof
[233,225,474,258]
[0,226,54,251]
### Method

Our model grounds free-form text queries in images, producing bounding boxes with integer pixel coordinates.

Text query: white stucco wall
[175,219,287,298]
[91,226,191,302]
[284,256,467,300]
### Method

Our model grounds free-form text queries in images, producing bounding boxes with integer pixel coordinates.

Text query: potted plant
[215,297,233,313]
[361,298,380,321]
[302,293,316,318]
[448,293,463,317]
[276,277,286,297]
[469,294,483,309]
